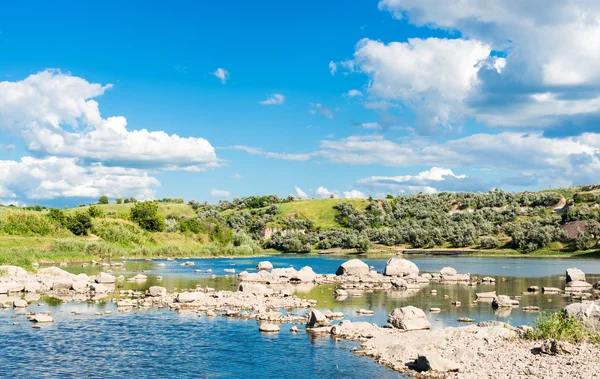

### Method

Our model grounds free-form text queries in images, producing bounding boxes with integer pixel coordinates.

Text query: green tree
[88,205,105,218]
[67,213,93,236]
[116,197,123,204]
[47,208,67,226]
[98,196,109,204]
[130,201,165,231]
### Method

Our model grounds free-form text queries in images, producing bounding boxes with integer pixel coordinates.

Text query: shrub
[47,208,67,226]
[525,312,599,343]
[88,205,105,218]
[179,218,203,234]
[98,196,109,205]
[0,211,53,236]
[480,236,501,249]
[67,213,93,236]
[92,220,154,247]
[116,198,123,204]
[130,201,165,232]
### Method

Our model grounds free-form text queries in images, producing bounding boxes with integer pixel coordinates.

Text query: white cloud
[343,190,366,199]
[0,156,159,200]
[348,37,494,134]
[231,173,243,179]
[329,61,337,75]
[316,186,337,198]
[0,70,219,172]
[260,93,285,105]
[230,145,312,161]
[375,1,600,133]
[345,89,363,97]
[212,68,229,84]
[310,103,334,118]
[295,186,309,199]
[210,189,230,197]
[354,122,381,130]
[0,144,15,152]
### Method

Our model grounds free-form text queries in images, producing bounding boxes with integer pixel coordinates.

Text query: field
[274,198,369,228]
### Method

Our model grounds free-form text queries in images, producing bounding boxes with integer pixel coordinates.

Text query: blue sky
[1,1,600,206]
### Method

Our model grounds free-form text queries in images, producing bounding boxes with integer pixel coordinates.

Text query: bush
[525,312,599,343]
[130,201,166,232]
[88,205,105,218]
[67,213,93,236]
[116,197,123,204]
[480,236,501,249]
[92,220,154,247]
[179,218,204,234]
[47,208,67,226]
[0,211,53,236]
[98,196,109,205]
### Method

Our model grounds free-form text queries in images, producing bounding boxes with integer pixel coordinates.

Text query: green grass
[525,312,600,343]
[275,198,369,229]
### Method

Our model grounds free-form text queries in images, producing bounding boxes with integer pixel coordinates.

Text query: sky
[1,0,600,207]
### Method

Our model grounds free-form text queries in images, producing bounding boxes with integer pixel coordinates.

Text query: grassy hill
[274,198,368,229]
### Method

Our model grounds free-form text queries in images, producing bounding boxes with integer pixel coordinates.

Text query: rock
[238,282,273,296]
[257,261,273,271]
[331,320,381,339]
[528,286,540,292]
[117,299,134,308]
[0,265,28,278]
[523,306,540,311]
[177,292,205,303]
[95,272,116,284]
[306,309,330,329]
[357,309,374,315]
[37,267,72,277]
[540,339,574,355]
[224,268,236,274]
[475,291,497,300]
[563,300,600,333]
[31,314,53,323]
[148,286,167,297]
[481,277,495,283]
[440,267,457,276]
[452,301,461,306]
[388,306,430,330]
[258,323,280,333]
[336,259,369,276]
[133,273,147,281]
[180,261,195,266]
[24,281,42,293]
[291,266,316,283]
[90,283,109,293]
[383,258,419,277]
[429,308,441,313]
[415,353,460,373]
[492,295,517,309]
[457,317,475,323]
[51,279,74,291]
[566,268,585,283]
[156,263,166,267]
[13,299,28,308]
[72,281,89,294]
[333,289,348,298]
[290,325,300,333]
[206,310,216,317]
[542,287,561,294]
[565,281,593,292]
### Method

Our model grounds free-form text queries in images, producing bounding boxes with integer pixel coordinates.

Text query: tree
[98,196,109,204]
[88,205,105,218]
[116,197,123,204]
[130,201,165,231]
[124,198,130,204]
[67,213,93,236]
[47,208,67,227]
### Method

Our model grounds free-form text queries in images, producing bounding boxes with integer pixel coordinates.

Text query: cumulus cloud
[346,89,363,97]
[357,167,491,194]
[316,186,337,198]
[210,189,230,197]
[310,103,334,118]
[0,70,219,172]
[353,121,381,130]
[329,61,337,75]
[229,145,312,161]
[212,68,229,84]
[375,0,600,134]
[231,173,243,179]
[295,186,309,199]
[260,93,285,105]
[0,156,159,200]
[343,190,366,199]
[347,37,495,134]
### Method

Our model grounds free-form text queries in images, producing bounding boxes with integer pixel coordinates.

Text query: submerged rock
[258,323,280,333]
[388,306,430,330]
[31,314,53,323]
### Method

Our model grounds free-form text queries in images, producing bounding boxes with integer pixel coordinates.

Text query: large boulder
[256,261,273,271]
[306,309,330,329]
[258,324,280,333]
[439,267,457,276]
[566,268,585,283]
[95,272,116,284]
[72,281,89,294]
[384,258,419,277]
[563,300,600,333]
[388,306,430,330]
[0,265,28,278]
[51,279,74,291]
[237,282,273,296]
[492,295,518,309]
[13,299,28,308]
[291,266,316,283]
[177,292,205,303]
[0,282,25,294]
[24,281,42,293]
[336,259,369,276]
[148,286,167,297]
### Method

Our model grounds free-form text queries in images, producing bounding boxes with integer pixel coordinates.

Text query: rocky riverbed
[2,257,600,377]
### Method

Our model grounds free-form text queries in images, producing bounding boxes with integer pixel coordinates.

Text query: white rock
[566,268,585,283]
[336,259,369,276]
[148,286,167,297]
[388,306,430,330]
[95,272,116,284]
[257,261,273,271]
[383,258,419,277]
[440,267,457,276]
[259,323,280,333]
[13,299,28,308]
